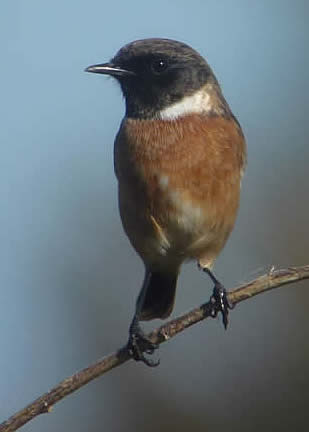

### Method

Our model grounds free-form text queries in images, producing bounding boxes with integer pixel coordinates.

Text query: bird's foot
[210,281,234,329]
[127,319,160,367]
[203,268,234,329]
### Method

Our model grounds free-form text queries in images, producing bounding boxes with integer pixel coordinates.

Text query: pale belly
[118,175,236,272]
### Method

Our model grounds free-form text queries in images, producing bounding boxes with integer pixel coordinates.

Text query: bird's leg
[127,273,160,367]
[127,314,159,367]
[202,267,234,329]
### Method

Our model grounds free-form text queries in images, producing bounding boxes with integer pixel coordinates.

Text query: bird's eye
[151,58,168,74]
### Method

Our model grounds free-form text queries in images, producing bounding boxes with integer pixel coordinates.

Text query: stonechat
[85,38,246,366]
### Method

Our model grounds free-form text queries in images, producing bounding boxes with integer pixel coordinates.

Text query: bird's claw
[127,325,160,367]
[210,282,234,329]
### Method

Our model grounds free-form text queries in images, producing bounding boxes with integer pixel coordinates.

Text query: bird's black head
[85,38,218,119]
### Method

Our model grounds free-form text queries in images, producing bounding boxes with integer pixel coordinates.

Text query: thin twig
[1,265,308,432]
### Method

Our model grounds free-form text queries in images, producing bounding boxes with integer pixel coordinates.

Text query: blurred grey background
[1,1,308,431]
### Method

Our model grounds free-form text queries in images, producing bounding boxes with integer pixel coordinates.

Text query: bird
[85,38,246,366]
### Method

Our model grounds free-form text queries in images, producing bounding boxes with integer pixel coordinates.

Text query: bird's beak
[84,62,135,77]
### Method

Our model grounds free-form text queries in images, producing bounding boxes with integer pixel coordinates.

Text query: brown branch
[1,265,309,432]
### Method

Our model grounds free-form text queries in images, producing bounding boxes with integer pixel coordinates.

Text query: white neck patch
[159,87,212,120]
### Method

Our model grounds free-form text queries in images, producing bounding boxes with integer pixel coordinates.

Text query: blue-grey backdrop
[1,1,308,431]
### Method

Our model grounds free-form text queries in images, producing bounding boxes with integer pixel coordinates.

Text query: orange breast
[114,114,246,269]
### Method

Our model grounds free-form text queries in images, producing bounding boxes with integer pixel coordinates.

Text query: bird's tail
[137,271,178,321]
